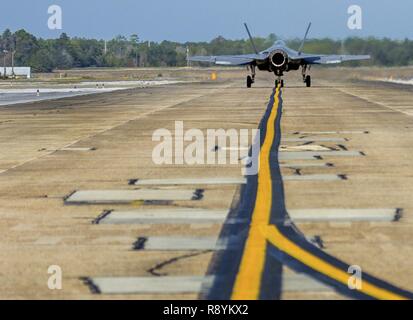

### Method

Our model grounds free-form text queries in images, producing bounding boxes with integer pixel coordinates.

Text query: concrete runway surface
[0,80,181,106]
[1,69,413,299]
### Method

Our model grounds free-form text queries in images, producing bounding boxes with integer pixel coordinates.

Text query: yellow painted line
[262,225,407,300]
[231,86,280,300]
[231,86,408,300]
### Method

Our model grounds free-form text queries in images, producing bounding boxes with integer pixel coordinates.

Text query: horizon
[1,1,412,42]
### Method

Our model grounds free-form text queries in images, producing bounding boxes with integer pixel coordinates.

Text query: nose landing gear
[274,69,285,88]
[275,78,284,88]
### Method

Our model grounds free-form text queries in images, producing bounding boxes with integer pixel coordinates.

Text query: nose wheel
[275,78,284,88]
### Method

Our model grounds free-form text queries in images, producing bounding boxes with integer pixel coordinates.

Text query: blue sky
[1,0,412,41]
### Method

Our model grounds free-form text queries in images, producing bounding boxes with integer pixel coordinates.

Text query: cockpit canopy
[274,40,286,47]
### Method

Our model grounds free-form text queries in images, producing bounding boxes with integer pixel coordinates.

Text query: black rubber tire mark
[337,144,348,151]
[133,237,148,250]
[394,208,403,222]
[192,189,204,200]
[148,250,212,277]
[81,277,101,294]
[92,210,113,224]
[128,179,139,185]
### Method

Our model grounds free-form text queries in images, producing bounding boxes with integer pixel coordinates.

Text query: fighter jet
[189,23,370,88]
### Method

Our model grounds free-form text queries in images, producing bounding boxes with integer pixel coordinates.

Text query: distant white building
[0,67,31,79]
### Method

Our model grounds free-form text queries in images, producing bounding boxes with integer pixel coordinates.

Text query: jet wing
[189,53,267,66]
[290,53,370,65]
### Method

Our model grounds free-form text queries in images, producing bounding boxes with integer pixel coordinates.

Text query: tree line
[1,29,413,72]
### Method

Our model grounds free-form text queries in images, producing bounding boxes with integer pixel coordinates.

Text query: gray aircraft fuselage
[255,40,302,76]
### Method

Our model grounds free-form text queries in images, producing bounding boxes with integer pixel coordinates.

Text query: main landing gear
[246,65,256,88]
[302,65,311,87]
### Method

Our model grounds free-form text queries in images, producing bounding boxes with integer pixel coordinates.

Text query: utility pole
[11,50,15,78]
[143,41,151,68]
[12,36,16,78]
[2,50,8,80]
[104,40,107,55]
[186,46,190,68]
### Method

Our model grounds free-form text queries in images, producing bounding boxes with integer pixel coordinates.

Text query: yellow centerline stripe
[231,86,408,300]
[262,225,407,300]
[231,86,280,300]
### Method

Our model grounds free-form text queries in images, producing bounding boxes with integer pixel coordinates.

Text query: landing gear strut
[302,65,311,87]
[247,65,256,88]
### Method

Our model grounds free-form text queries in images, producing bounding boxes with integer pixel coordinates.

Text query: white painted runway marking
[291,131,368,135]
[65,189,201,204]
[287,208,399,222]
[279,153,321,160]
[280,145,332,152]
[86,273,332,295]
[134,236,239,251]
[282,174,345,181]
[131,177,246,186]
[96,208,235,224]
[279,151,363,160]
[218,146,249,151]
[280,162,333,168]
[61,147,95,151]
[282,137,347,142]
[87,276,213,294]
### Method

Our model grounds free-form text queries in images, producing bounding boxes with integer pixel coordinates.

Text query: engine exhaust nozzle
[271,50,287,68]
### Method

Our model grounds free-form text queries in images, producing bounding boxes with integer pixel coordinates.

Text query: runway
[1,69,413,299]
[0,80,181,106]
[206,86,413,300]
